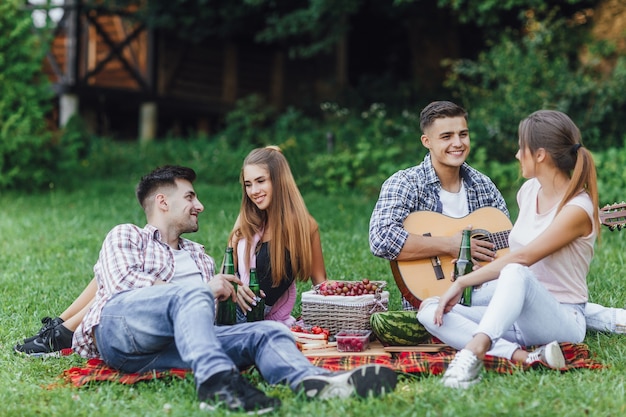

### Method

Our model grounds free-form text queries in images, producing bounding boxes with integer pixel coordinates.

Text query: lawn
[1,176,625,417]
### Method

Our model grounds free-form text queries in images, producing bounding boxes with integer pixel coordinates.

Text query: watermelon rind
[370,311,432,346]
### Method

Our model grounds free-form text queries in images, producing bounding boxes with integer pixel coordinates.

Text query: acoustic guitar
[391,203,626,309]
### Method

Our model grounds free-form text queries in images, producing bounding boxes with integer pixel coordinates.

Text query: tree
[0,0,54,188]
[445,8,626,160]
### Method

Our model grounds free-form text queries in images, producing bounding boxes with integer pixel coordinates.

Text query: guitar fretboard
[474,230,510,251]
[491,230,510,250]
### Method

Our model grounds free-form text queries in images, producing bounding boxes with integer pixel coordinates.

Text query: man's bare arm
[396,231,496,262]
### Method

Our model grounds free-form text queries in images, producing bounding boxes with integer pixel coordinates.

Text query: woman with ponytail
[229,146,327,327]
[417,110,600,388]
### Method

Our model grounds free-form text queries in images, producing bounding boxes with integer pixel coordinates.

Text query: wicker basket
[301,281,389,336]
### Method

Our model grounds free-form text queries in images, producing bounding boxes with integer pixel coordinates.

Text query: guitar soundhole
[471,228,509,251]
[471,229,492,244]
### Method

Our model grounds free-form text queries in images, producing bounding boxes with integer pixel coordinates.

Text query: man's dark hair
[419,101,468,133]
[136,165,197,209]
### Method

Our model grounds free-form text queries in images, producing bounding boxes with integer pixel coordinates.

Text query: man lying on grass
[69,165,397,414]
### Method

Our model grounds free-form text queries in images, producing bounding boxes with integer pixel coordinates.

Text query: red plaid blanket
[307,342,603,374]
[61,358,189,387]
[59,342,603,387]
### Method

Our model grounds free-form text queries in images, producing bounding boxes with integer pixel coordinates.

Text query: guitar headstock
[600,202,626,231]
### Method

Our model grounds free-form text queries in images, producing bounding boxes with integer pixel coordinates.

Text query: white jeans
[471,276,623,333]
[417,263,587,360]
[408,273,623,332]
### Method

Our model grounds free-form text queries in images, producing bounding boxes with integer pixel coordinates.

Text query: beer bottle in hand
[216,247,237,325]
[246,268,265,322]
[455,229,474,307]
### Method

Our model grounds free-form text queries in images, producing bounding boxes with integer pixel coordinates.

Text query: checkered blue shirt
[369,153,509,260]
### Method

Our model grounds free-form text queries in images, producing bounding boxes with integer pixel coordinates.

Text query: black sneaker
[14,323,74,358]
[297,364,398,400]
[23,316,65,343]
[198,370,280,415]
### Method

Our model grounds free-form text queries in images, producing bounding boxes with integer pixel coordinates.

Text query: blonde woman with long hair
[230,146,327,326]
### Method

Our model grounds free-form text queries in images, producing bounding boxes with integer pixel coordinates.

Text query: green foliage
[219,94,277,147]
[217,100,425,196]
[36,87,625,207]
[99,0,265,43]
[444,13,626,162]
[404,0,592,27]
[0,0,54,188]
[594,146,626,206]
[209,92,625,208]
[50,116,95,185]
[74,135,250,190]
[212,98,521,199]
[0,2,99,191]
[302,103,418,195]
[103,0,364,58]
[252,0,361,58]
[466,146,523,213]
[102,0,360,58]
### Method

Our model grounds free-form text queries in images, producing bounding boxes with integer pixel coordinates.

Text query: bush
[75,135,249,188]
[219,94,277,148]
[210,97,525,198]
[444,13,626,162]
[37,102,625,215]
[297,103,421,195]
[594,145,626,206]
[0,0,54,189]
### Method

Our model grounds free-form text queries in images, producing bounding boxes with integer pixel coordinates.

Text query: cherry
[316,280,382,296]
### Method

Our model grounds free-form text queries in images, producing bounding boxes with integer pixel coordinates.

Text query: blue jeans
[417,263,586,359]
[94,282,325,389]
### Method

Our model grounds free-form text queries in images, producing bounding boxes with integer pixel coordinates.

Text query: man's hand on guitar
[450,228,496,263]
[471,236,497,263]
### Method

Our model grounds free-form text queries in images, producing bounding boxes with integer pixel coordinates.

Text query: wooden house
[37,1,340,140]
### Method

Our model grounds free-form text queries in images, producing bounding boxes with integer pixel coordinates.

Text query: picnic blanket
[58,342,603,387]
[307,342,603,374]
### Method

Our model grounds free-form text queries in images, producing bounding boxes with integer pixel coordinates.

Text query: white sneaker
[615,309,626,334]
[298,364,398,400]
[441,349,483,389]
[525,341,565,369]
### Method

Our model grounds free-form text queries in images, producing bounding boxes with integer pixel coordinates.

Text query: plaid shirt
[369,153,509,260]
[73,223,215,358]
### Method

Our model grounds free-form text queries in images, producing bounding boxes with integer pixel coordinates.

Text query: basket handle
[369,295,388,314]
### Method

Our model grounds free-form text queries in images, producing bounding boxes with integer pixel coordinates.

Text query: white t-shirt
[440,182,469,218]
[171,248,203,285]
[508,178,596,303]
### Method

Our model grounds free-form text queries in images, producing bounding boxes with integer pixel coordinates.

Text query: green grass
[1,178,625,417]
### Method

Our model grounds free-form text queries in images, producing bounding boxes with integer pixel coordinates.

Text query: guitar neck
[473,229,510,251]
[490,230,510,251]
[600,202,626,231]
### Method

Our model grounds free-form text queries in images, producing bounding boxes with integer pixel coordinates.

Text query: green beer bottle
[455,229,474,307]
[216,247,237,325]
[246,268,265,322]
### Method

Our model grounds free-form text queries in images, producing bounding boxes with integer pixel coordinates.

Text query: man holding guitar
[369,100,625,334]
[369,101,508,309]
